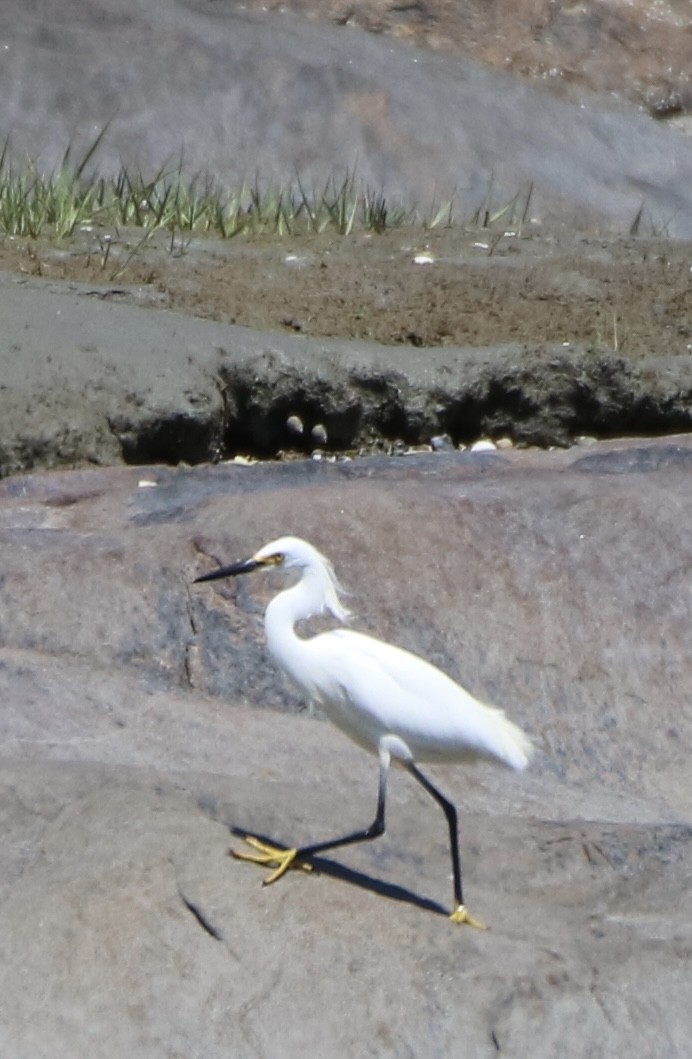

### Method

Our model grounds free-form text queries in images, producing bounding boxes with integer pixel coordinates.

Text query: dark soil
[5,223,692,359]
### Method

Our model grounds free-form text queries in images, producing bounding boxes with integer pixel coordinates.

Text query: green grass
[0,135,538,243]
[0,139,436,241]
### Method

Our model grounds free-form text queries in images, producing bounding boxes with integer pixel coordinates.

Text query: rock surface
[4,0,692,232]
[241,0,692,120]
[1,445,691,1056]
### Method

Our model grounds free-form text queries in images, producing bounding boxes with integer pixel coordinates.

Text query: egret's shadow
[230,825,448,919]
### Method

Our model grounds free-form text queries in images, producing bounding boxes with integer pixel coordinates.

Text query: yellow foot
[450,904,487,929]
[231,835,313,886]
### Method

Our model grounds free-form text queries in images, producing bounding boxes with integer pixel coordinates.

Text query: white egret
[194,536,532,926]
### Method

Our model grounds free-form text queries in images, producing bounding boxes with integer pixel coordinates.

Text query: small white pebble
[402,444,433,456]
[495,437,513,450]
[413,252,435,265]
[137,479,157,488]
[471,439,497,452]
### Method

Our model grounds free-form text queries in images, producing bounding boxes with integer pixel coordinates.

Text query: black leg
[297,750,389,859]
[405,761,464,910]
[234,751,485,924]
[231,752,391,886]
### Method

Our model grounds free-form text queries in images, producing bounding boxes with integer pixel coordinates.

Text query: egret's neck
[264,572,324,670]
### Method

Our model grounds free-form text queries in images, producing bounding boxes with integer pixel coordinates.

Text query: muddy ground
[6,222,692,358]
[3,220,692,476]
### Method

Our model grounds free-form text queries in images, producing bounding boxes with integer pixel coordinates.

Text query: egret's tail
[489,709,534,771]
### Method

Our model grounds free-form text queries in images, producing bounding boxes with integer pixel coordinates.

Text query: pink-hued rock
[0,445,690,1056]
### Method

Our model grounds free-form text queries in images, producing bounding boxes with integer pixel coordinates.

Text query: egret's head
[253,536,329,570]
[194,536,350,621]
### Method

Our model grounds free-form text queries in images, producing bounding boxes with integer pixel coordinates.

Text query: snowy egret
[194,536,532,926]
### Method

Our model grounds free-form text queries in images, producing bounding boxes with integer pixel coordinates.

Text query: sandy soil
[5,224,692,359]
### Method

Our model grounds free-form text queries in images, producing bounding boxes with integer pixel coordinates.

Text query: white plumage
[195,535,532,926]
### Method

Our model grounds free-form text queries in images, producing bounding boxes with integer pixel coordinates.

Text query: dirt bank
[2,225,692,475]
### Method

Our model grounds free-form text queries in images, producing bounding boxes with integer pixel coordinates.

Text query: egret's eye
[266,552,284,566]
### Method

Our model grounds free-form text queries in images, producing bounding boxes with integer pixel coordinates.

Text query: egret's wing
[309,629,532,769]
[331,629,474,704]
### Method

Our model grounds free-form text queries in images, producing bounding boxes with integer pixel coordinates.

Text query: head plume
[254,536,351,623]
